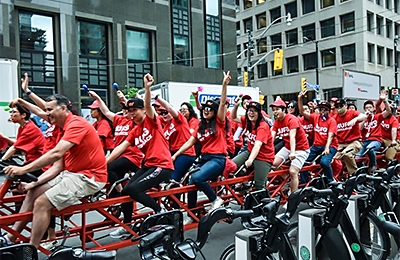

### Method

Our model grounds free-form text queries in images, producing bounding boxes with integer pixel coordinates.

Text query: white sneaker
[210,196,224,211]
[183,215,193,225]
[40,240,59,250]
[109,227,131,239]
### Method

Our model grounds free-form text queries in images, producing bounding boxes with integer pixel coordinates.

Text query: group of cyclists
[0,70,399,250]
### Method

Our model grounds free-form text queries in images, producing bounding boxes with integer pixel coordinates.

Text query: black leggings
[121,166,172,222]
[107,157,140,198]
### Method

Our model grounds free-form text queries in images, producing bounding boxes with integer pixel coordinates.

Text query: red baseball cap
[269,99,287,108]
[88,100,100,109]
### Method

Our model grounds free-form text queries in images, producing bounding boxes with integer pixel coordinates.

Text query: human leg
[319,147,337,182]
[341,141,362,175]
[172,154,196,181]
[232,150,250,176]
[253,159,271,190]
[289,150,310,192]
[108,157,139,196]
[365,140,381,167]
[30,194,55,248]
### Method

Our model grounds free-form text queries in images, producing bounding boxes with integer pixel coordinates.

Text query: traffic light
[301,78,307,91]
[274,49,283,71]
[244,71,248,87]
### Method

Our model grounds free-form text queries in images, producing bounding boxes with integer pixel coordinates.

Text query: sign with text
[343,70,380,100]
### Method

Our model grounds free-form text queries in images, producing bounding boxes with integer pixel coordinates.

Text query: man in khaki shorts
[1,94,107,249]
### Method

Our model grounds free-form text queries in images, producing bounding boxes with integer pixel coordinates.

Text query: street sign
[392,89,399,95]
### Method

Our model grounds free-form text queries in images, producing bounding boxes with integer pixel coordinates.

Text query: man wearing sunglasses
[332,98,367,176]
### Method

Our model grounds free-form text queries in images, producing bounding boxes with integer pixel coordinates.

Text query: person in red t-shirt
[88,100,115,154]
[298,94,338,182]
[172,71,231,225]
[356,93,391,173]
[106,74,174,217]
[270,99,310,193]
[3,94,107,249]
[299,104,314,146]
[230,101,274,190]
[180,102,201,156]
[1,103,45,177]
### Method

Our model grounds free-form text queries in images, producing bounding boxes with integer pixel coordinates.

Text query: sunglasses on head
[159,110,169,116]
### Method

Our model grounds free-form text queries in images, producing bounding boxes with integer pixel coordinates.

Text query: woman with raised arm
[106,74,174,237]
[171,71,231,225]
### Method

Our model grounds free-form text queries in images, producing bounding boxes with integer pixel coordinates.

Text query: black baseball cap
[126,98,144,109]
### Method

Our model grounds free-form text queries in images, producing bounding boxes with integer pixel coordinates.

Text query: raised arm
[88,90,116,121]
[297,90,310,120]
[192,90,202,111]
[21,73,46,110]
[143,74,155,120]
[156,96,179,118]
[10,98,47,120]
[217,71,230,122]
[230,97,242,123]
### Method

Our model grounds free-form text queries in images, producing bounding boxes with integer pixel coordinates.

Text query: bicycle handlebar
[139,225,175,248]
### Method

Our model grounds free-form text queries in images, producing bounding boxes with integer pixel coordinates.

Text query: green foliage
[122,85,139,99]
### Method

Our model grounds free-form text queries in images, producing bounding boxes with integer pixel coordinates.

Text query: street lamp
[394,35,399,89]
[242,13,292,86]
[303,36,319,86]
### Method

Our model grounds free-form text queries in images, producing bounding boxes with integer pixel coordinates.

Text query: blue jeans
[188,154,225,209]
[304,146,337,182]
[356,140,381,167]
[172,154,196,181]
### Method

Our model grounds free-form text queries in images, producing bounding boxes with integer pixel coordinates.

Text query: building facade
[236,0,400,107]
[0,0,237,111]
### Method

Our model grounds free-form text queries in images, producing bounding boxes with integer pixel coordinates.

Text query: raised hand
[379,89,388,100]
[298,89,307,98]
[88,90,99,100]
[144,74,154,89]
[223,71,231,86]
[21,73,29,92]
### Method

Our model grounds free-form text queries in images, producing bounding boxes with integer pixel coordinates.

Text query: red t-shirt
[113,115,143,167]
[243,121,274,163]
[333,110,362,144]
[42,124,62,171]
[397,117,400,140]
[0,136,8,151]
[299,116,314,141]
[188,117,199,132]
[61,114,107,182]
[126,116,174,169]
[93,118,114,150]
[381,115,398,140]
[225,112,235,155]
[163,113,195,156]
[361,113,383,142]
[13,121,45,163]
[193,117,227,155]
[309,114,338,149]
[272,114,309,151]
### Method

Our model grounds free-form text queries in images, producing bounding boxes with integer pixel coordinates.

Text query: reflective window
[303,52,316,70]
[302,23,316,41]
[244,0,253,9]
[367,12,373,32]
[386,19,392,38]
[387,48,393,66]
[172,0,191,65]
[285,1,297,18]
[257,62,268,78]
[377,46,384,65]
[341,44,356,64]
[270,33,282,49]
[286,29,298,47]
[321,0,334,8]
[302,0,315,14]
[244,18,253,32]
[19,11,56,97]
[340,12,355,33]
[127,29,152,88]
[321,48,336,67]
[258,38,267,54]
[257,13,266,29]
[367,43,375,63]
[321,18,335,38]
[270,7,281,24]
[286,56,299,73]
[205,0,221,68]
[377,15,383,35]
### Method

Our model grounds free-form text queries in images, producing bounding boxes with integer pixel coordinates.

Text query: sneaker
[210,196,224,211]
[109,227,131,239]
[183,214,193,225]
[40,240,59,251]
[0,234,13,247]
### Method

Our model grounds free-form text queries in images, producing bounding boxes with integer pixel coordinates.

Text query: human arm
[11,98,48,120]
[156,96,179,118]
[245,140,262,168]
[116,90,128,104]
[0,133,15,145]
[1,146,18,161]
[230,98,242,123]
[297,90,310,120]
[23,160,64,191]
[143,74,155,120]
[271,130,277,141]
[21,73,46,110]
[349,113,367,127]
[191,90,202,110]
[324,132,335,155]
[106,140,131,164]
[217,71,230,122]
[171,136,197,161]
[88,90,115,121]
[289,128,297,160]
[4,139,74,177]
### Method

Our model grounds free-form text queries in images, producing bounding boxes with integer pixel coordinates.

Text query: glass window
[321,0,334,8]
[302,0,315,14]
[303,52,317,70]
[320,18,335,38]
[377,46,384,65]
[376,0,382,5]
[387,49,393,66]
[286,29,298,47]
[236,22,241,36]
[340,12,355,33]
[172,1,191,66]
[79,21,106,58]
[341,43,355,64]
[367,12,373,32]
[237,45,241,57]
[257,38,267,54]
[271,61,283,76]
[377,15,383,35]
[19,12,56,95]
[321,48,336,67]
[368,43,375,63]
[244,18,253,32]
[257,62,268,78]
[302,23,316,41]
[285,1,298,18]
[386,0,392,9]
[286,56,299,73]
[257,0,266,4]
[270,33,282,49]
[127,29,151,88]
[244,0,252,9]
[270,7,281,24]
[205,0,221,69]
[395,0,399,13]
[257,13,266,29]
[386,19,393,38]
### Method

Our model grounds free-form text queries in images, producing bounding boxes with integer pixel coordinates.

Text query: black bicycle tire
[359,212,391,260]
[219,243,235,260]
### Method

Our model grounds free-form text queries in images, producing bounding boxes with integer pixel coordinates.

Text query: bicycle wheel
[359,213,391,260]
[286,222,299,258]
[219,243,235,260]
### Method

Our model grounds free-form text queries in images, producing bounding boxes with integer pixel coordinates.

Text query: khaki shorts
[45,171,106,210]
[276,147,310,170]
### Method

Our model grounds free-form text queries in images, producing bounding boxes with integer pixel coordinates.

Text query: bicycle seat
[0,243,37,260]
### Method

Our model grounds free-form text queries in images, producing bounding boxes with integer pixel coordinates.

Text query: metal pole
[315,41,319,86]
[395,35,399,89]
[247,30,253,87]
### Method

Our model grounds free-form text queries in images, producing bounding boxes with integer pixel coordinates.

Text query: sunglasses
[180,108,188,112]
[203,107,212,112]
[287,105,294,108]
[159,110,169,116]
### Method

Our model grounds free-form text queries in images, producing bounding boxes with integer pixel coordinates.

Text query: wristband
[26,91,32,96]
[154,94,159,101]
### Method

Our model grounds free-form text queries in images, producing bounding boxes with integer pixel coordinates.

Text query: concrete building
[0,0,237,110]
[236,0,400,107]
